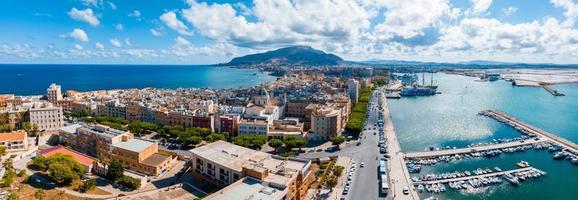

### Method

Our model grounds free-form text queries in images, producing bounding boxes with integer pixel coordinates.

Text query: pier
[541,84,565,96]
[481,110,578,154]
[404,138,547,159]
[413,167,537,185]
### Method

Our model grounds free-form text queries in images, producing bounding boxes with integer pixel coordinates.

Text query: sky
[1,0,578,64]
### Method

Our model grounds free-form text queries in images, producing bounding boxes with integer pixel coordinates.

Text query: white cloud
[128,10,141,17]
[469,0,493,14]
[551,0,578,26]
[150,28,164,37]
[503,7,518,16]
[160,11,192,35]
[110,38,122,48]
[175,36,191,47]
[80,0,100,7]
[116,24,124,31]
[68,8,100,27]
[124,38,132,46]
[107,1,116,10]
[67,28,89,42]
[373,0,450,40]
[95,42,104,50]
[181,0,371,48]
[74,44,83,50]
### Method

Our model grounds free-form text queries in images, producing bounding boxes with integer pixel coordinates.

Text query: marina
[413,167,541,185]
[389,73,578,200]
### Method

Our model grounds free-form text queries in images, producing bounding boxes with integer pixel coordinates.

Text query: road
[298,89,385,200]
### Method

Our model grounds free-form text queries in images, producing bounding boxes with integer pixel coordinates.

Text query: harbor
[388,73,578,200]
[413,166,542,185]
[404,138,547,159]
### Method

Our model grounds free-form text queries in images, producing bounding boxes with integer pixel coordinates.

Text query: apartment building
[190,141,314,200]
[46,83,62,105]
[60,124,133,159]
[112,139,174,176]
[0,130,28,152]
[309,105,343,141]
[27,102,64,131]
[238,119,269,136]
[97,100,126,119]
[217,114,240,137]
[347,79,360,103]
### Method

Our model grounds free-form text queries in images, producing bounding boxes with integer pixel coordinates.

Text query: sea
[388,73,578,200]
[0,64,276,95]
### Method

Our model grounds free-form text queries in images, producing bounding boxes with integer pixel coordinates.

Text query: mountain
[224,46,344,66]
[356,59,578,68]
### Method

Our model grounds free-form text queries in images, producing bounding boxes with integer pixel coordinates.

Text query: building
[0,94,14,108]
[39,146,96,173]
[217,114,240,137]
[47,83,63,105]
[97,100,126,119]
[190,141,314,200]
[60,124,134,159]
[244,89,281,123]
[204,177,288,200]
[238,119,269,136]
[0,130,28,152]
[112,139,175,176]
[309,105,344,141]
[27,102,64,131]
[347,79,360,103]
[269,118,306,140]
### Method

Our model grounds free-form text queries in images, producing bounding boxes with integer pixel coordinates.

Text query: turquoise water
[388,73,578,200]
[0,64,276,95]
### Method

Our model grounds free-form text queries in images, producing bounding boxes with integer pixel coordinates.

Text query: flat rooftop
[0,130,26,141]
[112,139,155,153]
[204,177,287,200]
[142,153,171,167]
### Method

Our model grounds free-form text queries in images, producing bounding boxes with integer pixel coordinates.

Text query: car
[403,186,409,195]
[356,142,362,146]
[360,162,365,168]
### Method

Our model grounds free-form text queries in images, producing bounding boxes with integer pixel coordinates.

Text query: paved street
[298,89,386,200]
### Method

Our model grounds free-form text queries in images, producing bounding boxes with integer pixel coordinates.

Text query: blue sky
[1,0,578,64]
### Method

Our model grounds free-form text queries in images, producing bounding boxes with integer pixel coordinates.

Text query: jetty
[413,167,537,185]
[480,110,578,154]
[404,138,547,159]
[541,84,565,96]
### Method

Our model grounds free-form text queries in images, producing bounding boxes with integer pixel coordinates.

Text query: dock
[413,167,537,185]
[541,85,565,96]
[404,138,547,159]
[481,110,578,154]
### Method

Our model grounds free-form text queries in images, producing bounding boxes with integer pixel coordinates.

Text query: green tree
[48,162,79,185]
[31,123,40,137]
[30,156,48,171]
[326,176,338,191]
[7,191,18,200]
[0,146,6,156]
[116,175,141,191]
[107,160,124,181]
[1,170,16,187]
[206,133,225,142]
[232,135,267,150]
[35,189,46,200]
[22,122,31,132]
[81,178,97,192]
[331,136,345,148]
[268,139,284,153]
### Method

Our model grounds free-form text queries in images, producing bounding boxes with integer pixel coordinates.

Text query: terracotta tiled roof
[0,131,26,141]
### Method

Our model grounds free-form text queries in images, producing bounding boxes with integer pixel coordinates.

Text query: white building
[47,83,63,105]
[347,79,360,103]
[28,102,64,131]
